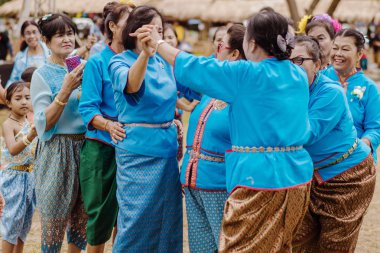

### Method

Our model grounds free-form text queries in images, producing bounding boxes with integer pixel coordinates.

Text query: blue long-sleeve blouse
[174,52,313,192]
[31,62,86,141]
[324,67,380,160]
[181,95,230,190]
[79,46,118,145]
[6,41,49,87]
[305,74,370,183]
[108,51,178,158]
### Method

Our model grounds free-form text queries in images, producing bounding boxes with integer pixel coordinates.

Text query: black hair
[294,36,322,62]
[122,6,164,50]
[335,28,365,52]
[5,81,29,102]
[21,67,37,83]
[212,26,227,42]
[226,24,246,60]
[306,20,335,39]
[246,11,292,60]
[259,6,275,13]
[38,13,77,42]
[105,4,131,41]
[20,20,40,51]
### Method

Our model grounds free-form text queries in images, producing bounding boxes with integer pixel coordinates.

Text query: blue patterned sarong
[0,169,35,244]
[113,149,183,253]
[184,188,228,253]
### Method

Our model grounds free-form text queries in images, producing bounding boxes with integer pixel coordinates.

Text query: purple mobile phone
[65,55,81,72]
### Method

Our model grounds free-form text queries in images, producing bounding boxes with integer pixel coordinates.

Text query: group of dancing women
[0,2,379,253]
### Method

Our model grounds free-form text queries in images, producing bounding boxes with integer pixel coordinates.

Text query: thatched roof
[0,0,378,22]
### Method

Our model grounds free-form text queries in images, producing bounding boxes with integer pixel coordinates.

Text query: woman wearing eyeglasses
[7,20,49,87]
[182,24,245,253]
[133,11,313,252]
[323,29,380,163]
[290,36,375,252]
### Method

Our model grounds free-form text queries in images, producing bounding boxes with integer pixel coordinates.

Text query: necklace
[8,116,26,127]
[213,99,227,110]
[49,56,65,67]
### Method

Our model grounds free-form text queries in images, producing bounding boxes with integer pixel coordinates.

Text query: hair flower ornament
[42,13,53,21]
[351,86,366,101]
[277,32,295,52]
[297,15,312,34]
[313,14,342,33]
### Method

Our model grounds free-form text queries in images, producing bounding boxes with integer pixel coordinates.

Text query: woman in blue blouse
[290,36,376,252]
[7,20,49,87]
[324,29,380,161]
[182,24,245,253]
[30,14,87,253]
[79,3,132,252]
[108,6,182,252]
[133,11,313,252]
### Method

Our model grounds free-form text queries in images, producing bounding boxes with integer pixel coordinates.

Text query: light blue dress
[108,50,182,253]
[324,67,380,161]
[0,122,36,245]
[6,41,49,87]
[174,52,314,193]
[30,61,87,253]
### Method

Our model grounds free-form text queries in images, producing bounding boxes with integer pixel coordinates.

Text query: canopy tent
[0,0,378,22]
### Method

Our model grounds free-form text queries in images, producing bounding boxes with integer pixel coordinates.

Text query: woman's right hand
[106,121,126,144]
[62,63,85,92]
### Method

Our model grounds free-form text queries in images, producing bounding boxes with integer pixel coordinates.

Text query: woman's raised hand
[62,63,85,92]
[130,25,162,53]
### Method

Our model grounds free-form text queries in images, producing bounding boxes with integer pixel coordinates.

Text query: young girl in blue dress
[1,81,37,253]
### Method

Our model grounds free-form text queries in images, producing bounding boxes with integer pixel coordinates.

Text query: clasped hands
[130,25,163,56]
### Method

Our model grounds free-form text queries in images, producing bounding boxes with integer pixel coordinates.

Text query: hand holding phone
[65,55,81,72]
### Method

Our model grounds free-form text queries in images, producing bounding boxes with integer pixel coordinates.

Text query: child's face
[8,87,31,116]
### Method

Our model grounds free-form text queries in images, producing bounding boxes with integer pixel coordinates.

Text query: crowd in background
[0,2,379,253]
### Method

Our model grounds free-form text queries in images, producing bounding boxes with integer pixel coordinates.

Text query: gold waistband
[123,121,173,129]
[57,134,85,140]
[314,139,358,171]
[11,164,33,172]
[231,145,303,153]
[188,150,225,162]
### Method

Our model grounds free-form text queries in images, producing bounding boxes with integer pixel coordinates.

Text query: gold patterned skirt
[293,155,376,253]
[218,184,311,253]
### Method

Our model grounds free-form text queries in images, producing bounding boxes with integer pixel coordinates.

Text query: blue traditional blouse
[324,67,380,160]
[31,62,86,141]
[174,52,313,192]
[108,51,178,158]
[306,74,370,183]
[79,46,117,145]
[181,95,230,190]
[6,41,49,87]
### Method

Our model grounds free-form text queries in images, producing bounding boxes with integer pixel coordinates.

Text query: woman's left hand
[130,25,161,53]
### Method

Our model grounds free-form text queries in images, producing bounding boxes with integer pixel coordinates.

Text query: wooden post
[286,0,300,23]
[327,0,341,16]
[305,0,320,15]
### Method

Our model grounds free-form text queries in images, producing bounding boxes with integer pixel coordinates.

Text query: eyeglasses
[217,42,231,54]
[290,57,314,65]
